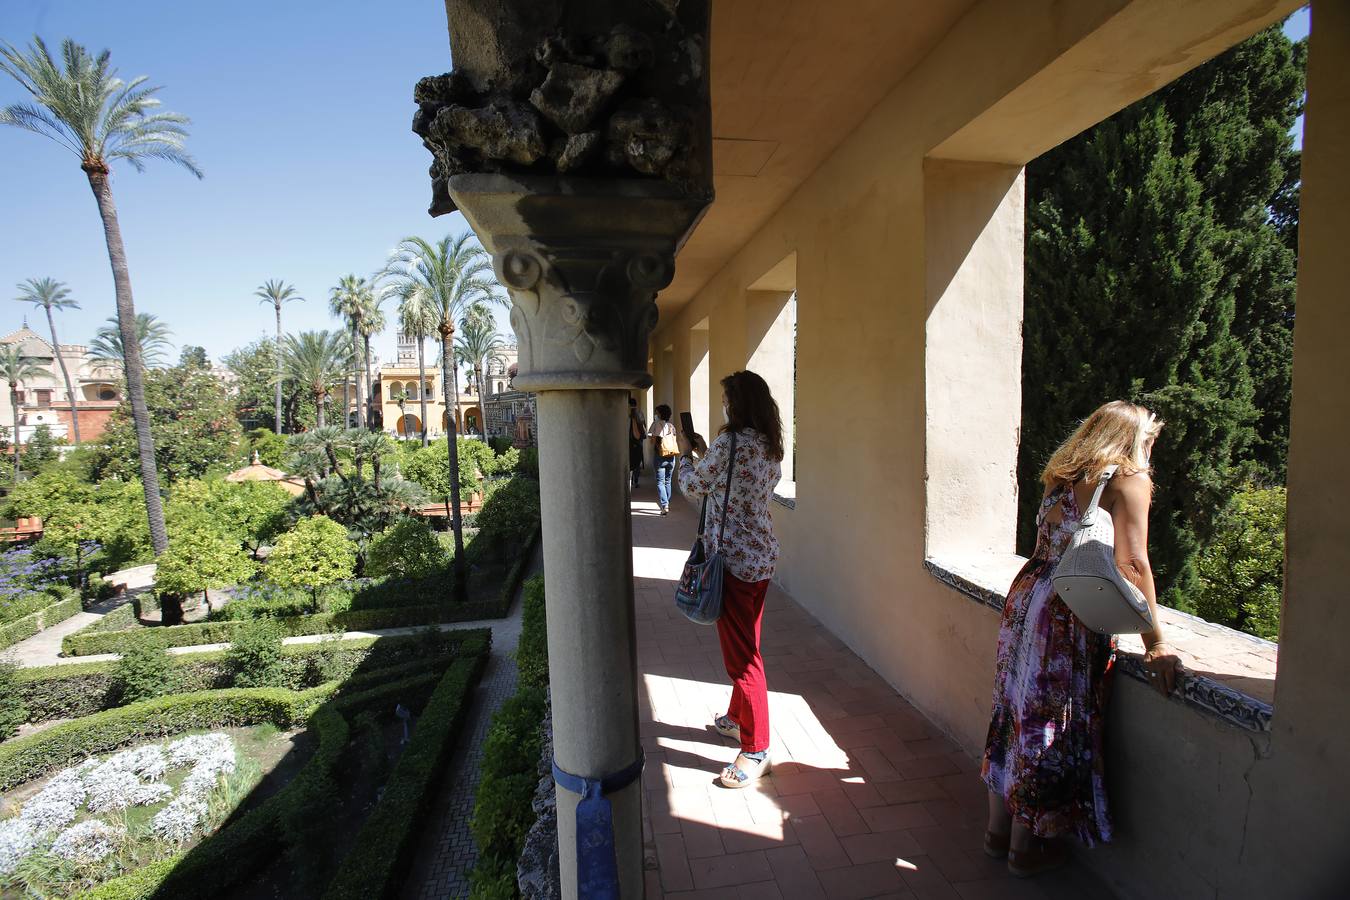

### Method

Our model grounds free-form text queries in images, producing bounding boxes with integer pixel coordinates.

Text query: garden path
[405,543,540,900]
[6,564,157,668]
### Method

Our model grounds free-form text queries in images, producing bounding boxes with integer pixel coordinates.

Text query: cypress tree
[1018,23,1305,604]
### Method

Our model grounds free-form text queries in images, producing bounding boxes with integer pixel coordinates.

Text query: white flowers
[0,731,238,873]
[50,820,124,865]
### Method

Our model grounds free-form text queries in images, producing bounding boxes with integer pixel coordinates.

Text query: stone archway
[396,413,422,436]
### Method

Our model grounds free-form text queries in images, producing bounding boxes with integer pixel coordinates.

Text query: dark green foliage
[112,635,174,705]
[403,438,484,499]
[517,448,538,479]
[18,630,483,724]
[0,589,81,650]
[516,576,548,691]
[246,427,288,467]
[321,652,489,900]
[468,576,549,894]
[0,660,28,741]
[1019,24,1305,605]
[21,425,63,474]
[94,362,245,484]
[366,516,451,579]
[488,436,512,455]
[469,687,548,878]
[228,616,286,688]
[474,476,541,561]
[1185,485,1285,640]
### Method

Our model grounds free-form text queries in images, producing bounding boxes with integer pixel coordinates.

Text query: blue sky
[0,4,1311,364]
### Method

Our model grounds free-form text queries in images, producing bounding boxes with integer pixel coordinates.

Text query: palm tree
[381,233,502,587]
[89,312,172,371]
[329,275,373,430]
[15,277,81,444]
[396,290,438,448]
[0,37,201,555]
[282,330,346,429]
[357,289,386,430]
[454,311,509,437]
[0,347,49,483]
[254,279,303,434]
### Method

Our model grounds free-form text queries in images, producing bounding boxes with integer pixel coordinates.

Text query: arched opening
[395,413,422,436]
[465,406,482,434]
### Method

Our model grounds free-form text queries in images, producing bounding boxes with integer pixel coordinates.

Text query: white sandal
[720,752,770,789]
[713,715,741,741]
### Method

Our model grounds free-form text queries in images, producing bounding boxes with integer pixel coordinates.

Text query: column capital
[449,173,708,391]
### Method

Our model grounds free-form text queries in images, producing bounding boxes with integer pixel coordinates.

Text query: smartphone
[679,411,696,442]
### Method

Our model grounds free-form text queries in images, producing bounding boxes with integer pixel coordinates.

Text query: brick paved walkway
[406,549,538,900]
[632,486,1115,900]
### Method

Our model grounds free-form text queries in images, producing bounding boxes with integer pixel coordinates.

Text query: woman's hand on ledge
[1142,641,1182,698]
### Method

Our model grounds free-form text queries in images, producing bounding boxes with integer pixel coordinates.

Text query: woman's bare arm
[1110,472,1180,695]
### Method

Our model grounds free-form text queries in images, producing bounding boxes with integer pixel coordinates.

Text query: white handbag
[1052,465,1155,635]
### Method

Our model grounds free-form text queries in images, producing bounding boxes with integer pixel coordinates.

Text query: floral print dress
[678,429,781,582]
[982,482,1116,846]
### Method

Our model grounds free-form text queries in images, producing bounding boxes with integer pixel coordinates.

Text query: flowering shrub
[0,732,239,876]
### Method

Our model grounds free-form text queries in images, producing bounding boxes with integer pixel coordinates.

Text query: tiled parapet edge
[924,558,1274,734]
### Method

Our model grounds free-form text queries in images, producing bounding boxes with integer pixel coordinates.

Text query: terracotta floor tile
[738,881,787,900]
[877,779,950,806]
[790,814,853,871]
[896,856,962,900]
[764,845,827,899]
[860,802,938,832]
[814,860,910,899]
[839,829,924,865]
[689,850,775,889]
[657,832,696,892]
[813,788,870,837]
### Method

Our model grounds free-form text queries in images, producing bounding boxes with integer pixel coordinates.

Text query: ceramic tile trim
[924,557,1274,734]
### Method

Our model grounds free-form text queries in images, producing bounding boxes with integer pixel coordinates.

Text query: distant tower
[396,330,418,366]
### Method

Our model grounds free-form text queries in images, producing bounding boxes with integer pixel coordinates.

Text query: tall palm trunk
[416,336,429,447]
[362,333,374,431]
[9,385,21,483]
[350,323,364,430]
[273,304,284,433]
[439,319,465,596]
[84,165,169,555]
[43,308,80,445]
[314,388,326,428]
[475,364,487,436]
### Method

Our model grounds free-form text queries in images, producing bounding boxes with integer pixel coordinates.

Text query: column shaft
[536,389,643,899]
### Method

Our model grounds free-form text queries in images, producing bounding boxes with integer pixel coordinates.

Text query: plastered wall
[647,1,1341,896]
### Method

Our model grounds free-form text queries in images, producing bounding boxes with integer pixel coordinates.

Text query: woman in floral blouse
[677,370,783,788]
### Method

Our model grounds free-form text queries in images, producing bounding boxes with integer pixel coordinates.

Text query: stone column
[454,175,706,899]
[412,3,710,892]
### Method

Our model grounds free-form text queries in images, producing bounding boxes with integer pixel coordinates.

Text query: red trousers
[717,573,771,753]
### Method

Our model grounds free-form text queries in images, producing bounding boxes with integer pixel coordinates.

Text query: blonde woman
[982,401,1180,876]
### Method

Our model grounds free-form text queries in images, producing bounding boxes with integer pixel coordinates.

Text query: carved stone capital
[449,173,708,392]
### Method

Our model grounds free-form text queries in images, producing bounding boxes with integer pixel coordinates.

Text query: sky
[0,3,1312,366]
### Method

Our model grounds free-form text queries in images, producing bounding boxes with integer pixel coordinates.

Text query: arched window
[496,381,504,393]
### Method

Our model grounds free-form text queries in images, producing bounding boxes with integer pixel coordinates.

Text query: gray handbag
[1052,465,1155,634]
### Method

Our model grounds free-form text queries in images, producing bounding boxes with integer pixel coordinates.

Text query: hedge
[19,629,489,725]
[83,601,139,634]
[0,685,324,791]
[0,587,83,650]
[63,597,508,657]
[468,574,549,897]
[322,651,490,899]
[76,706,351,900]
[75,632,491,900]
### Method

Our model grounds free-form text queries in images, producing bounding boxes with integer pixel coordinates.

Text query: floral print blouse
[678,429,781,583]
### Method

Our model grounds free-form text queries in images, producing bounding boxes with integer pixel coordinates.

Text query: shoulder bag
[674,433,738,625]
[1052,464,1154,634]
[658,424,680,458]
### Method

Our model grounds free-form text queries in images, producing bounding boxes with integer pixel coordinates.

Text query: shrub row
[468,574,550,898]
[323,651,490,899]
[0,685,325,791]
[0,586,83,650]
[62,596,508,656]
[83,600,139,633]
[76,631,492,900]
[77,705,352,900]
[20,629,484,724]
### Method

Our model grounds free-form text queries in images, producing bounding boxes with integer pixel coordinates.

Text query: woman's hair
[720,370,784,461]
[1041,400,1163,488]
[655,404,672,421]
